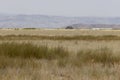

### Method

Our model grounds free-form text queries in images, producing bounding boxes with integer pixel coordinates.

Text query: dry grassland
[1,29,120,80]
[1,29,120,36]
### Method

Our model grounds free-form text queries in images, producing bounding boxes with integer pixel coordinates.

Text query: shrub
[65,26,74,29]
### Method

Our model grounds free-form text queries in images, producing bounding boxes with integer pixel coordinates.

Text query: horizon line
[1,13,120,18]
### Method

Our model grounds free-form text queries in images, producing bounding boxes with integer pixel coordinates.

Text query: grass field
[1,28,120,36]
[1,29,120,80]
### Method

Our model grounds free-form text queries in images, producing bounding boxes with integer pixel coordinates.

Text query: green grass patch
[0,42,69,60]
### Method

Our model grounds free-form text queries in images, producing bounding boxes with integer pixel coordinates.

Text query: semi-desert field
[1,29,120,80]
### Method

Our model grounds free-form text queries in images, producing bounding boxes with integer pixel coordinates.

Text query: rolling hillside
[0,14,120,28]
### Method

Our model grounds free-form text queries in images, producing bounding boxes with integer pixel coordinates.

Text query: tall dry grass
[0,42,120,68]
[1,29,120,80]
[0,42,120,80]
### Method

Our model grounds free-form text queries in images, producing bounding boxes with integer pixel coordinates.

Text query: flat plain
[1,29,120,80]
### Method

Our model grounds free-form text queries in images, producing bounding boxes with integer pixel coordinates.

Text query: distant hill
[1,14,120,28]
[68,24,120,29]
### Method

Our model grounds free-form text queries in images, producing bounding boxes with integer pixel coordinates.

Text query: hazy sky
[0,0,120,17]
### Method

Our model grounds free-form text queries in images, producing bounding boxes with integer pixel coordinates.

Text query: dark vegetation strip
[0,42,120,68]
[0,42,69,60]
[0,35,120,40]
